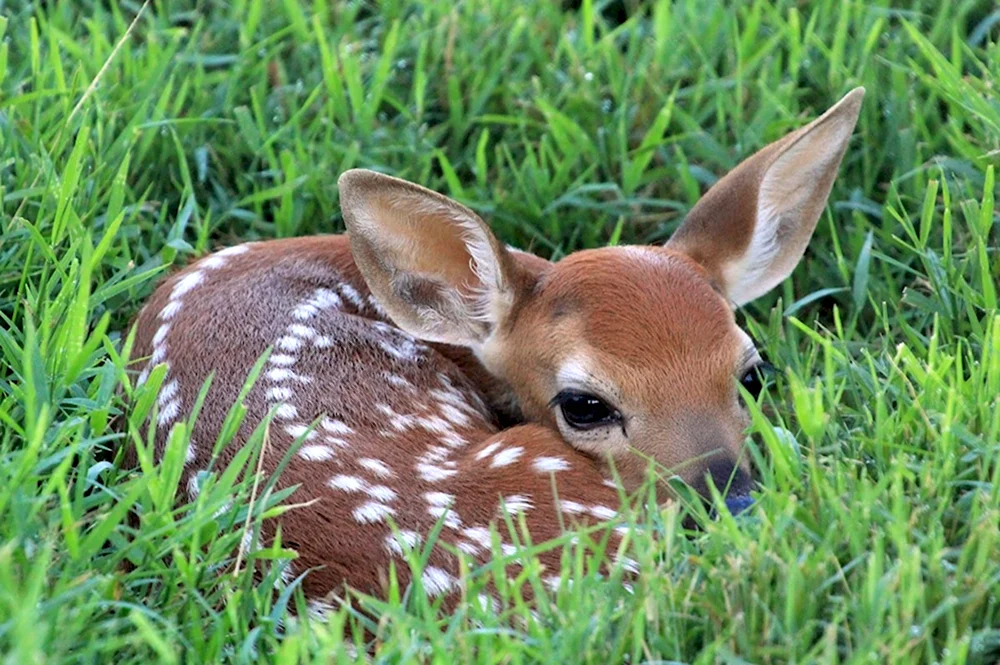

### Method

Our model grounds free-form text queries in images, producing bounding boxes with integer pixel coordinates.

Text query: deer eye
[739,362,775,399]
[551,390,621,430]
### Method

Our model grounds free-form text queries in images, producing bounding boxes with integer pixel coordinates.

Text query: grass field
[1,0,999,662]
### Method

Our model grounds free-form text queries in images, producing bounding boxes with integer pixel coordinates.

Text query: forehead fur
[538,246,737,368]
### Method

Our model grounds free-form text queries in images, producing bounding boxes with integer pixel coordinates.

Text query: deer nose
[724,494,755,515]
[700,458,756,516]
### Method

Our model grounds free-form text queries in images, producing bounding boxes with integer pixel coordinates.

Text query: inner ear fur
[339,169,526,347]
[667,88,865,306]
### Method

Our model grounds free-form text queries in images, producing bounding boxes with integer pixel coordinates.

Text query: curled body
[126,89,864,611]
[128,236,622,612]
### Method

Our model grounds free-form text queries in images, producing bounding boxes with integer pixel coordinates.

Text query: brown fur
[127,235,620,609]
[123,89,864,614]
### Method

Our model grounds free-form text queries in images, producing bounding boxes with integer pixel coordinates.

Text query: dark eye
[739,362,775,399]
[551,391,621,430]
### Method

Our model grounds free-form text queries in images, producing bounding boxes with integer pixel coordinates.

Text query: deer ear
[339,170,520,348]
[666,88,864,306]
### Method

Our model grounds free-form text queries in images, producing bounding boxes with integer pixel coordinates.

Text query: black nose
[699,458,756,516]
[724,494,755,515]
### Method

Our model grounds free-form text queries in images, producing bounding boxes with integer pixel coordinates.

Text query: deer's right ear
[339,170,521,348]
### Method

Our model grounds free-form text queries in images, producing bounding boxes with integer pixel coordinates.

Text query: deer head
[339,88,864,512]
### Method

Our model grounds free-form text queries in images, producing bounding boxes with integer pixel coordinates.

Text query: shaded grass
[0,0,998,662]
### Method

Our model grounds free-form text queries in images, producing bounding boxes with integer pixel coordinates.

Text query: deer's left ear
[666,88,864,306]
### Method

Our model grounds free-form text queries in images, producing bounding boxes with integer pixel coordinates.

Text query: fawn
[127,89,864,614]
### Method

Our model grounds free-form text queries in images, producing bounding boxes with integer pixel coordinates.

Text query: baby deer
[127,89,863,613]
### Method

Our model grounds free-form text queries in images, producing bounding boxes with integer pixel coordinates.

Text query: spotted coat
[127,235,625,613]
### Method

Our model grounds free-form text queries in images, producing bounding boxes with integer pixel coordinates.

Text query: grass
[0,0,999,662]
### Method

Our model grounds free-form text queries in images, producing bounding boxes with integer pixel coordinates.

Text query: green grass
[1,0,999,662]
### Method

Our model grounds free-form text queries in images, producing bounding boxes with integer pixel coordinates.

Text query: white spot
[378,337,422,363]
[602,479,619,489]
[388,412,418,431]
[428,506,462,529]
[275,403,299,420]
[417,463,457,482]
[312,288,341,309]
[500,494,533,515]
[269,354,297,366]
[170,271,204,299]
[267,367,293,381]
[157,399,181,426]
[456,541,481,556]
[186,474,201,500]
[438,404,470,427]
[288,324,315,339]
[338,283,365,309]
[384,530,421,556]
[358,458,393,478]
[184,438,197,464]
[292,304,318,320]
[353,501,395,524]
[158,379,179,405]
[150,346,167,366]
[136,368,150,387]
[365,485,398,502]
[277,336,303,352]
[313,336,333,348]
[329,475,366,492]
[418,415,452,435]
[159,300,182,320]
[278,561,296,587]
[284,424,316,441]
[384,373,412,388]
[543,575,563,592]
[298,445,337,461]
[325,436,350,448]
[424,491,454,506]
[215,244,250,257]
[476,593,500,613]
[589,505,617,521]
[419,445,451,464]
[152,323,170,346]
[533,456,570,473]
[491,446,523,468]
[200,255,227,269]
[560,500,586,515]
[475,441,502,461]
[306,598,335,620]
[421,566,455,596]
[440,432,467,449]
[462,526,492,548]
[321,418,353,435]
[265,386,293,401]
[616,555,640,574]
[367,295,387,316]
[241,529,256,554]
[430,387,475,412]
